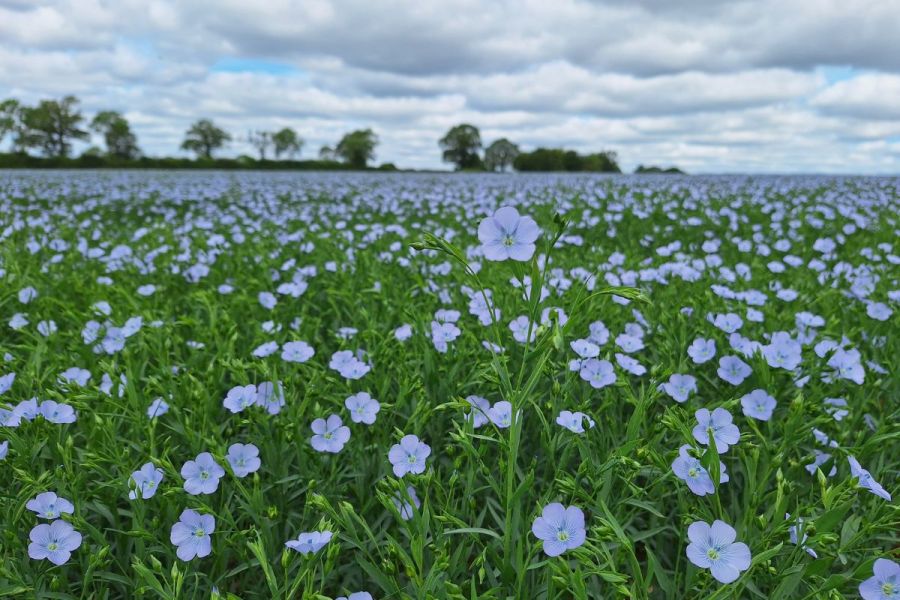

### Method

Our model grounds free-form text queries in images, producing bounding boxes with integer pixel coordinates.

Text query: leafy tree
[581,151,620,173]
[335,129,377,168]
[319,145,335,161]
[80,145,104,158]
[635,164,685,174]
[90,111,140,159]
[484,138,520,172]
[16,95,89,157]
[181,119,231,159]
[272,128,303,159]
[0,99,19,146]
[248,130,272,160]
[439,123,482,170]
[513,148,620,173]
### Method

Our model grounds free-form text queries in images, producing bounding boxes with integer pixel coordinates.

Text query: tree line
[0,96,379,168]
[438,123,620,173]
[1,95,625,173]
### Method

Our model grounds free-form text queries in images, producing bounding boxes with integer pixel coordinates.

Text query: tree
[335,129,377,168]
[635,164,685,174]
[16,95,89,157]
[248,130,272,160]
[90,111,140,159]
[181,119,230,159]
[581,151,621,173]
[484,138,519,172]
[0,99,19,147]
[513,148,621,173]
[80,146,103,158]
[319,145,335,161]
[439,123,482,170]
[272,128,303,159]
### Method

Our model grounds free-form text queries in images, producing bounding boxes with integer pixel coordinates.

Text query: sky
[1,0,899,173]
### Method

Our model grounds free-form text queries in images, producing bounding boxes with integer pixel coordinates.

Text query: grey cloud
[811,73,900,120]
[1,0,900,174]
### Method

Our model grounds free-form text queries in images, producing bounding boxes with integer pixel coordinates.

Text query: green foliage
[0,99,19,145]
[247,130,273,160]
[0,153,356,170]
[15,95,90,158]
[635,165,686,174]
[335,129,378,168]
[439,124,483,170]
[272,128,303,160]
[0,173,896,600]
[90,111,140,160]
[319,145,335,161]
[180,119,231,159]
[484,138,520,172]
[514,148,621,173]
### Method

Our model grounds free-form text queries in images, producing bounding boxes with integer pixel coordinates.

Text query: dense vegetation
[0,171,896,599]
[513,148,621,173]
[2,96,631,173]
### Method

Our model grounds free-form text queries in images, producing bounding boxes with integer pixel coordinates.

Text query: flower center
[324,432,333,440]
[688,467,699,477]
[706,548,720,561]
[47,542,59,551]
[200,471,209,480]
[557,530,569,542]
[407,454,417,464]
[502,235,515,247]
[194,529,205,537]
[881,583,895,595]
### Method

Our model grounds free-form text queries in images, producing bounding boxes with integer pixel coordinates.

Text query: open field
[0,171,897,599]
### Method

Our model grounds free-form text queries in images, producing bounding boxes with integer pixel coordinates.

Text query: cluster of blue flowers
[0,171,895,598]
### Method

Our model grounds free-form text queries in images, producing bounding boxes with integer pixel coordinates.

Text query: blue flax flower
[170,509,215,561]
[226,443,261,478]
[129,463,164,500]
[285,530,332,555]
[531,503,586,557]
[692,408,740,453]
[859,558,900,600]
[28,520,82,565]
[686,520,751,584]
[26,492,75,519]
[181,452,225,495]
[388,435,430,477]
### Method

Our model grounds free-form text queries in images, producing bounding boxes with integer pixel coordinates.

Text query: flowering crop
[0,171,897,598]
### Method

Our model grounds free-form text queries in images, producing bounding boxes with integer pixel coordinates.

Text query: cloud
[811,73,900,120]
[0,0,899,173]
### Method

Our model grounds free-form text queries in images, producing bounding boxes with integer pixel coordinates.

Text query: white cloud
[811,73,900,120]
[1,0,899,173]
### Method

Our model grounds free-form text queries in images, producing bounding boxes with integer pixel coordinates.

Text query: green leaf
[701,433,720,488]
[444,527,503,541]
[815,502,853,534]
[751,542,784,567]
[771,565,805,600]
